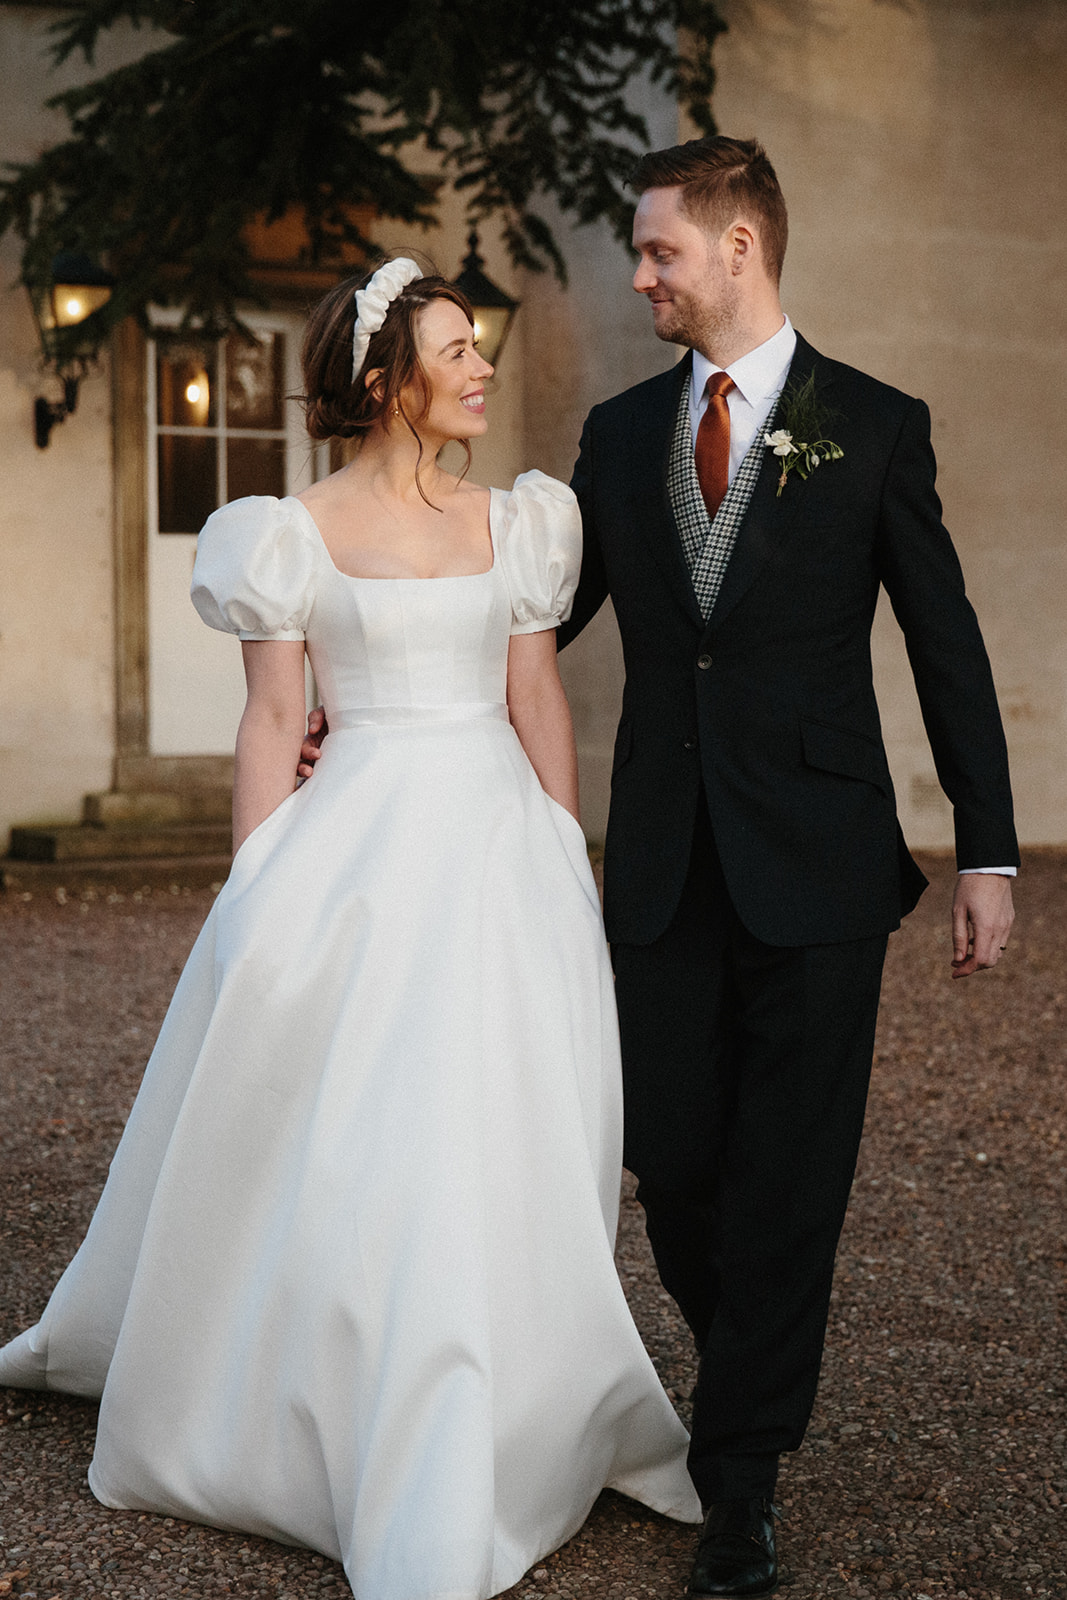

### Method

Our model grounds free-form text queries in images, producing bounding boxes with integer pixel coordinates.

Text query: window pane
[227,437,286,503]
[226,331,285,430]
[158,435,218,533]
[157,340,216,428]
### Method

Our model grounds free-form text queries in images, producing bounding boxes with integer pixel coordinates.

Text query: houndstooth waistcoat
[667,373,778,621]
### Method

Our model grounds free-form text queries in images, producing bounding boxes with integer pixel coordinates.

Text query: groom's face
[632,186,740,356]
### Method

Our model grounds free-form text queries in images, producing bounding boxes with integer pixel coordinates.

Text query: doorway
[146,309,327,757]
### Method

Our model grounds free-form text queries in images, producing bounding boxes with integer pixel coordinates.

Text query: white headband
[351,257,422,381]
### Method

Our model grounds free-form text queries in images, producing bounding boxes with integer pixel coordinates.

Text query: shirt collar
[692,315,796,407]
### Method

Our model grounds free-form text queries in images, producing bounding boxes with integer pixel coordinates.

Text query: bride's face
[406,299,493,442]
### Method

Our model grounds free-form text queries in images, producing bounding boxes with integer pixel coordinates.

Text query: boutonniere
[764,369,844,497]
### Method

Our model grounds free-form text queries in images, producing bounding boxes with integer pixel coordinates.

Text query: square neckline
[286,494,498,583]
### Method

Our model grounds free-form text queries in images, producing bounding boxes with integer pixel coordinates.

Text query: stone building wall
[0,7,133,837]
[2,0,1064,855]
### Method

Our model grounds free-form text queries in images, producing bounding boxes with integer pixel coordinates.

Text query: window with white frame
[153,328,290,532]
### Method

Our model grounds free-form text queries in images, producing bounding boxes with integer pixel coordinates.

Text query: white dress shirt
[686,318,1015,879]
[690,316,796,483]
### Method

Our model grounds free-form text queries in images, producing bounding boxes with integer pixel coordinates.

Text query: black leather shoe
[687,1497,779,1597]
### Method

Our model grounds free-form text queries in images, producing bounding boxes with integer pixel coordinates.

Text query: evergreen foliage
[1,0,725,344]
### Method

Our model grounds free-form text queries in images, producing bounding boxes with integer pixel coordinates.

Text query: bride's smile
[396,298,494,448]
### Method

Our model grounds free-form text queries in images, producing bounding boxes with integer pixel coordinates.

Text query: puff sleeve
[191,497,316,641]
[495,471,582,635]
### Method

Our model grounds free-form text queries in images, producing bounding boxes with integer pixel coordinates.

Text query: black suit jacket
[560,334,1019,947]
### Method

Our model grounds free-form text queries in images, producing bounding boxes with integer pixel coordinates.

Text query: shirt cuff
[958,867,1017,877]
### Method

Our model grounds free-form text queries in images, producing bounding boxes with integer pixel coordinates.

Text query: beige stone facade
[1,1,1064,854]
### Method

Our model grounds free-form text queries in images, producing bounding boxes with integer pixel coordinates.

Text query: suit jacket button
[682,737,697,751]
[697,653,712,669]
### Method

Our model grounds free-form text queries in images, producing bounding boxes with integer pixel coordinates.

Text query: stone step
[0,854,231,896]
[82,788,232,825]
[8,821,232,864]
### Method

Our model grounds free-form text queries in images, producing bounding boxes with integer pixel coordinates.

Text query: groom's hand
[297,706,328,781]
[950,873,1014,978]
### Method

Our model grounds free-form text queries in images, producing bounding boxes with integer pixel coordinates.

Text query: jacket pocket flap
[801,717,891,794]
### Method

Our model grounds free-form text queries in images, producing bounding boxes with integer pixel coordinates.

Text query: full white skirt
[0,716,700,1600]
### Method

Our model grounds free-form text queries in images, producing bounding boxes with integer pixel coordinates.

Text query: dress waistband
[331,703,510,729]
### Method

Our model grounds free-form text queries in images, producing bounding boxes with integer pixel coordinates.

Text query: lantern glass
[28,253,115,374]
[472,305,514,366]
[453,231,519,371]
[51,281,113,328]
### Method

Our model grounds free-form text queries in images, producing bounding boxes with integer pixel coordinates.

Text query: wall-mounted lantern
[453,231,519,368]
[28,250,115,447]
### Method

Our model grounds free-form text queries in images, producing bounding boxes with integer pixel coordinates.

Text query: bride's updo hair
[301,262,476,444]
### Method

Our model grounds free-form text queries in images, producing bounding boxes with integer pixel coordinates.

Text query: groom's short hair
[631,137,789,285]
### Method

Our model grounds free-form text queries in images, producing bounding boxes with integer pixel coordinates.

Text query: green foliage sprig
[764,369,844,497]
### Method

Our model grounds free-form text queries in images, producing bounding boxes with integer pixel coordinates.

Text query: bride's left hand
[297,706,328,781]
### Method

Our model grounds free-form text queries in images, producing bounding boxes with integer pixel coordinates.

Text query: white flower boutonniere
[764,370,844,497]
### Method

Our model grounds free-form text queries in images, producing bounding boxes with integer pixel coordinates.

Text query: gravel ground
[0,851,1063,1600]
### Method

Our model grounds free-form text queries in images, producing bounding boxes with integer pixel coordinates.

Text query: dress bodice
[191,472,581,722]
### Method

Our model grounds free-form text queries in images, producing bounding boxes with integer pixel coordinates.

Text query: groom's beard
[650,267,744,365]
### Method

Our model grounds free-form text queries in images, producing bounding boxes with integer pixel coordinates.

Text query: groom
[556,137,1017,1596]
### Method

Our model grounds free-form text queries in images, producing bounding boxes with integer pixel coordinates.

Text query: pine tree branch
[2,0,726,338]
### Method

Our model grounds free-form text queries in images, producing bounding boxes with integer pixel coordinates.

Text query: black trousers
[611,803,888,1505]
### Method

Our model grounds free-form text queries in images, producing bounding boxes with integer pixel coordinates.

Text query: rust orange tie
[694,371,734,520]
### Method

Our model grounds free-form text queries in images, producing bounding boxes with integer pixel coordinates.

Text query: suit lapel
[630,353,705,628]
[705,334,821,637]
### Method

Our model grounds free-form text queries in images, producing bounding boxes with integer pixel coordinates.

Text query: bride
[0,257,701,1599]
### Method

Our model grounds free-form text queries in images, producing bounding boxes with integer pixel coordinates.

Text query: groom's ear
[723,222,758,275]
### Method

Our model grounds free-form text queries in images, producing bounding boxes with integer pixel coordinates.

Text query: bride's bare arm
[506,631,580,824]
[233,640,309,854]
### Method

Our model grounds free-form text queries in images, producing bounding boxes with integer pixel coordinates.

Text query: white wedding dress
[0,472,700,1600]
